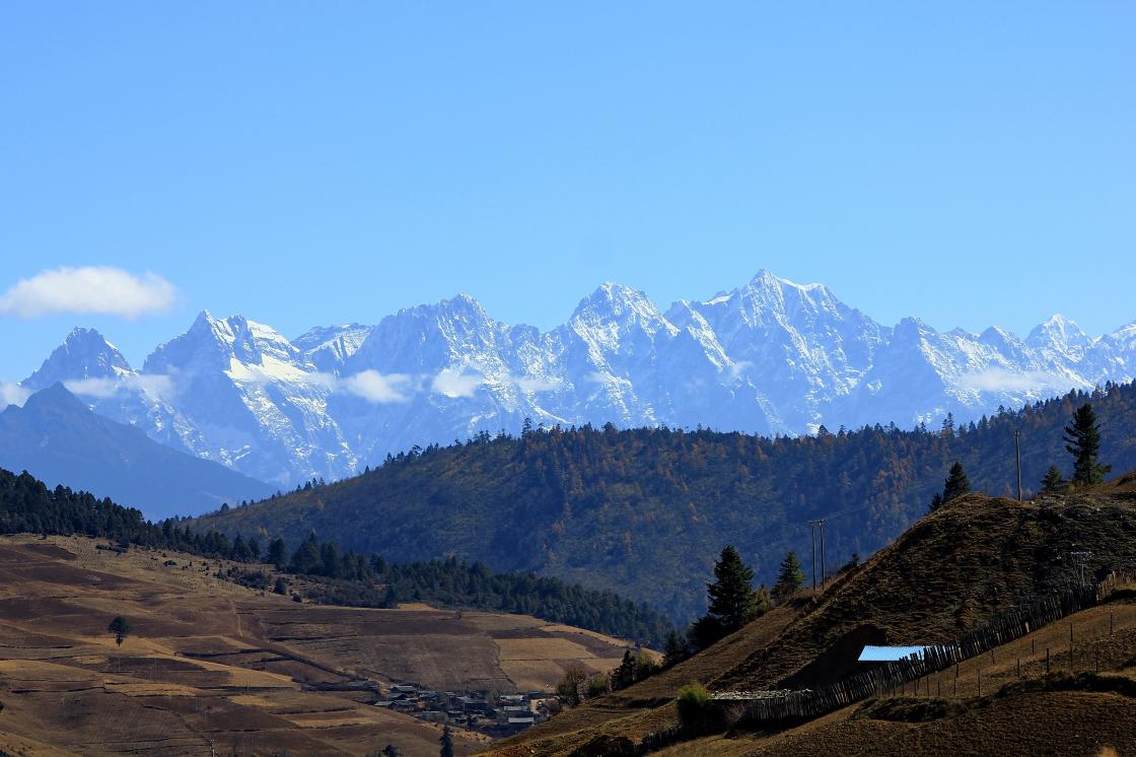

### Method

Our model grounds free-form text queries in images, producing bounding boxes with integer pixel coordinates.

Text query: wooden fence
[706,575,1127,726]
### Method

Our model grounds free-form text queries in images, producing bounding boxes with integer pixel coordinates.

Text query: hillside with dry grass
[0,535,634,756]
[490,485,1136,756]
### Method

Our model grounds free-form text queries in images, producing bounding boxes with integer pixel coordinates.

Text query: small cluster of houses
[375,683,557,735]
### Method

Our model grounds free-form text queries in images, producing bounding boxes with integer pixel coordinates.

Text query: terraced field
[0,535,632,755]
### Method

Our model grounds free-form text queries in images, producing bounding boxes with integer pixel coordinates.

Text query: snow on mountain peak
[23,327,133,391]
[1027,313,1091,350]
[294,323,375,373]
[16,272,1136,488]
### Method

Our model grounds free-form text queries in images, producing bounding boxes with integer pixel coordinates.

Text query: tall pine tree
[705,545,762,630]
[1064,403,1111,486]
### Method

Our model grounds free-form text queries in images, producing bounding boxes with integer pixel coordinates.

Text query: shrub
[586,673,610,699]
[556,663,589,707]
[676,682,713,733]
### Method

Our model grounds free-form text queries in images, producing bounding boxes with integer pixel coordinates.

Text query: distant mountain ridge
[193,381,1136,622]
[16,271,1136,485]
[0,383,272,519]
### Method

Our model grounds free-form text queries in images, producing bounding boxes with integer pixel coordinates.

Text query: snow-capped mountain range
[13,271,1136,487]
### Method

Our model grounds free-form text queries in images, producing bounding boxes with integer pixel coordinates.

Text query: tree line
[195,380,1136,623]
[928,400,1112,512]
[0,467,673,647]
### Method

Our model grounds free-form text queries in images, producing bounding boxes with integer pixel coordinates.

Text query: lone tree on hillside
[930,461,971,511]
[1041,465,1067,494]
[439,723,455,757]
[772,550,805,602]
[108,616,131,646]
[1064,403,1111,487]
[706,546,764,630]
[689,546,768,651]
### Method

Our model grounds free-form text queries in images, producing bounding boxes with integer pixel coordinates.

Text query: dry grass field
[0,535,635,755]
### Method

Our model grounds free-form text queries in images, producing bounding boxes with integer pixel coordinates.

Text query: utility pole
[1014,429,1023,501]
[809,518,827,588]
[819,519,827,586]
[808,520,819,590]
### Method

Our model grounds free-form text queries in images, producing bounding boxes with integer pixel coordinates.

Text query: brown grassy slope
[658,596,1136,756]
[0,535,630,756]
[492,486,1136,755]
[718,489,1136,690]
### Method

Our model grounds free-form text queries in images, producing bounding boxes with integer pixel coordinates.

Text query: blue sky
[1,2,1133,377]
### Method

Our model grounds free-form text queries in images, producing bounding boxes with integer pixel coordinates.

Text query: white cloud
[431,368,484,399]
[62,377,120,399]
[0,266,176,319]
[585,371,631,387]
[0,381,30,408]
[728,360,753,381]
[63,374,177,401]
[956,368,1072,394]
[341,370,414,403]
[514,375,561,394]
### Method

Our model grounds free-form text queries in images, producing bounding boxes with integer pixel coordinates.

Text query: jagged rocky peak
[12,272,1136,487]
[1027,314,1092,352]
[690,269,846,327]
[23,327,133,390]
[145,311,303,373]
[294,323,375,373]
[570,282,675,335]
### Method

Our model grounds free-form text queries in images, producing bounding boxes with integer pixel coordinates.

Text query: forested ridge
[0,468,673,646]
[197,381,1136,622]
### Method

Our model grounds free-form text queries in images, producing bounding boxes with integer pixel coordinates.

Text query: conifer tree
[1064,403,1111,486]
[931,461,970,511]
[662,629,687,667]
[108,616,131,646]
[289,533,321,574]
[772,550,805,602]
[705,546,762,631]
[1041,465,1067,494]
[942,461,971,503]
[266,538,287,568]
[231,534,251,562]
[439,724,454,757]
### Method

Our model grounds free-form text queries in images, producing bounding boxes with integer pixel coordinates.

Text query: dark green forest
[0,468,673,646]
[197,381,1136,622]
